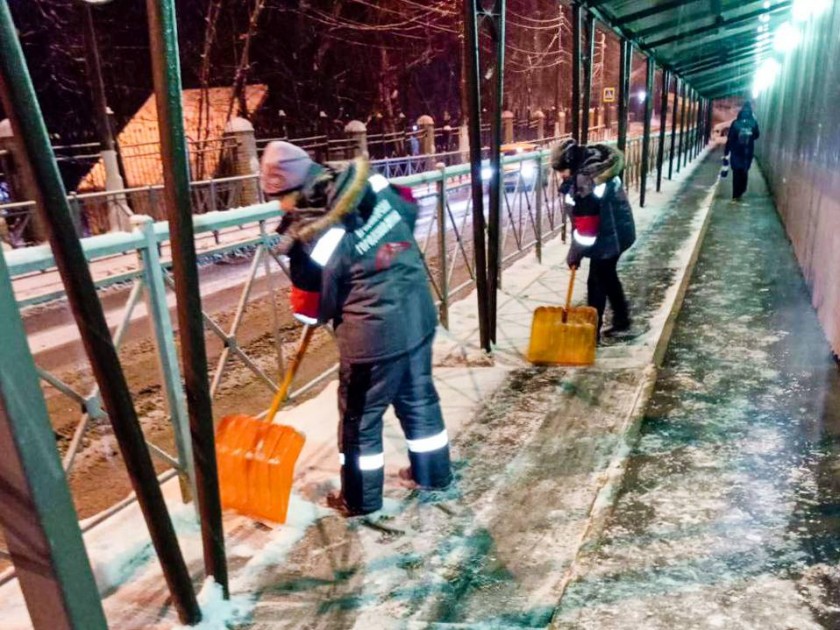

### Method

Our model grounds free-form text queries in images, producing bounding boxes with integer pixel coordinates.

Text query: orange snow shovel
[216,325,315,523]
[527,267,598,366]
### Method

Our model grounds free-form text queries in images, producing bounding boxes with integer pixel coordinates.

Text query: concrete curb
[549,171,721,627]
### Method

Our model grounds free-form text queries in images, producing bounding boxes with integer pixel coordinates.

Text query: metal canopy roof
[583,0,794,99]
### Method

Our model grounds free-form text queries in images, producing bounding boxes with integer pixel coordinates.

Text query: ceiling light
[753,58,780,98]
[774,22,802,53]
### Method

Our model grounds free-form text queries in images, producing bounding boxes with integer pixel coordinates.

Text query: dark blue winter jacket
[564,144,636,261]
[725,108,761,170]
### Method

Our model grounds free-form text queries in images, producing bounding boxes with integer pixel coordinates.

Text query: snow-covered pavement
[552,166,840,629]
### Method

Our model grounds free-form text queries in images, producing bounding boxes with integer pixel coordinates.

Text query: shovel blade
[216,414,306,524]
[527,305,598,366]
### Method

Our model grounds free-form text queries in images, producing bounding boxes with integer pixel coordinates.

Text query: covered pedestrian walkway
[553,163,840,629]
[2,0,840,628]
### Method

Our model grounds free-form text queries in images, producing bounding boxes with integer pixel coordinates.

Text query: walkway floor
[553,167,840,628]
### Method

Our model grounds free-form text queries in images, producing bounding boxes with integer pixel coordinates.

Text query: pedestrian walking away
[551,139,637,341]
[724,101,760,201]
[260,141,453,516]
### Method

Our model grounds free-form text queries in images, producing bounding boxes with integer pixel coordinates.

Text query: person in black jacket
[260,141,452,516]
[724,102,760,201]
[551,139,636,340]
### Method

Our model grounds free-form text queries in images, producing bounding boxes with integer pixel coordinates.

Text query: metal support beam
[486,0,505,343]
[0,0,201,624]
[681,88,691,169]
[680,43,772,77]
[0,248,107,630]
[656,69,669,192]
[614,0,704,26]
[647,2,792,48]
[145,0,228,596]
[706,98,714,144]
[668,76,679,179]
[677,80,687,173]
[134,215,196,504]
[463,0,490,352]
[640,57,655,207]
[581,12,595,144]
[617,38,630,152]
[572,3,582,142]
[685,88,695,167]
[694,98,702,158]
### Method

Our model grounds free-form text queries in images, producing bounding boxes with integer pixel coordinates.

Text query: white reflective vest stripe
[310,227,345,266]
[368,173,390,193]
[573,230,597,247]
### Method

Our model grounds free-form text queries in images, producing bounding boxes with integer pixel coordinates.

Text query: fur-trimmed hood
[577,143,625,185]
[275,156,370,251]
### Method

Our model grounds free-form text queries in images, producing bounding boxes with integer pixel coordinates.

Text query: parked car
[500,142,545,192]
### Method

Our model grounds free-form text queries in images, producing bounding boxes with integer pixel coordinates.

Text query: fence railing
[0,128,694,250]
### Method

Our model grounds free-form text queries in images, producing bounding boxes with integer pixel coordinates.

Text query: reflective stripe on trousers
[337,335,452,514]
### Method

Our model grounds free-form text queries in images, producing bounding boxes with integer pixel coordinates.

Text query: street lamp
[77,0,130,231]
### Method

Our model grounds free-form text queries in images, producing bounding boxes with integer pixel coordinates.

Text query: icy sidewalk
[0,151,717,630]
[552,169,840,629]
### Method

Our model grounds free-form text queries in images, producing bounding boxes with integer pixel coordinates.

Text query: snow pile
[172,579,251,630]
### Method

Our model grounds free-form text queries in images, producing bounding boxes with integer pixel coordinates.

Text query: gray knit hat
[260,141,315,196]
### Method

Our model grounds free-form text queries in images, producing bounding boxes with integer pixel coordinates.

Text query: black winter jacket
[725,110,760,171]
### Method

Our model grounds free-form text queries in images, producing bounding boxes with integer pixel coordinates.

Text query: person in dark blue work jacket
[260,141,452,516]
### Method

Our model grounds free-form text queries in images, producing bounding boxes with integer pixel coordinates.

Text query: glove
[566,240,585,269]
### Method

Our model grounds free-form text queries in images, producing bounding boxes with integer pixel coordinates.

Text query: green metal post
[696,97,704,157]
[0,1,200,624]
[640,57,655,207]
[683,87,693,168]
[572,2,582,142]
[617,39,630,153]
[486,0,505,344]
[464,0,490,352]
[677,81,687,173]
[581,12,595,144]
[0,248,107,630]
[656,69,669,192]
[145,0,229,595]
[706,98,714,144]
[668,76,679,179]
[133,215,196,505]
[535,155,543,263]
[436,164,449,329]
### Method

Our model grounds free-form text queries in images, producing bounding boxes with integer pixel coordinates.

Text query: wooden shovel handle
[565,266,577,311]
[564,266,577,322]
[266,325,315,422]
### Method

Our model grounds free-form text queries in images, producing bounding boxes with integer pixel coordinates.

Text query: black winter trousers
[587,256,630,335]
[338,335,452,514]
[732,168,749,199]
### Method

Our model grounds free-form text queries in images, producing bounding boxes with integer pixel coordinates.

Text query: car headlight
[520,162,536,178]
